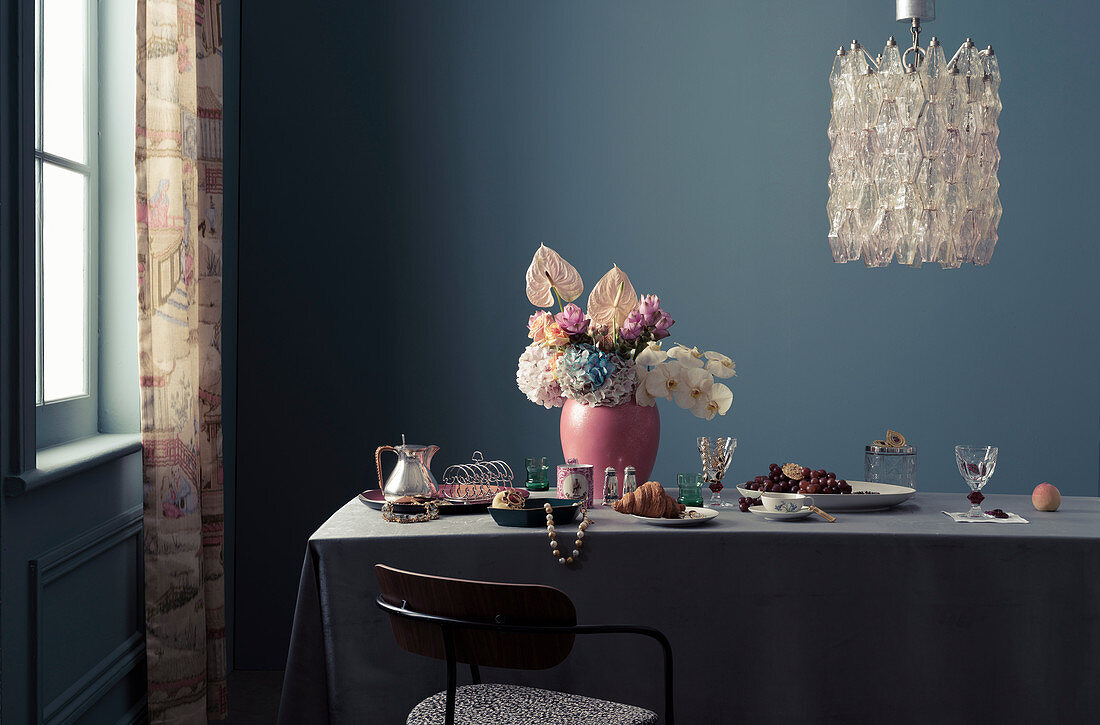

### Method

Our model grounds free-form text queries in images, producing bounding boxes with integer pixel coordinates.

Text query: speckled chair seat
[407,683,658,725]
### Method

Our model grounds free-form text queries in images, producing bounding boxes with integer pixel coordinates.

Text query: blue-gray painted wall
[234,0,1100,667]
[1,0,144,719]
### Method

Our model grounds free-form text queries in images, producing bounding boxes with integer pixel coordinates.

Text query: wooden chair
[375,564,674,725]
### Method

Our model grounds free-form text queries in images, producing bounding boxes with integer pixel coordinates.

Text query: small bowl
[488,498,581,528]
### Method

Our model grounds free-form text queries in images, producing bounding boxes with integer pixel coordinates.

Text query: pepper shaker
[602,467,619,506]
[622,466,638,496]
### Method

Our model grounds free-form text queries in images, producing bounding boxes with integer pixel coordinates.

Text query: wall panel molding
[115,696,149,725]
[29,506,144,725]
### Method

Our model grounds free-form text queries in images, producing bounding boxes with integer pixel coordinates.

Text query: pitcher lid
[396,434,436,452]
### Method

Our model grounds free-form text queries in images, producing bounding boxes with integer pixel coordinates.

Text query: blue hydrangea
[557,345,637,407]
[559,344,615,390]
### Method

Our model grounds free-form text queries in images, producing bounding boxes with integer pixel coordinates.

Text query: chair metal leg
[469,663,481,685]
[661,636,674,725]
[442,626,457,725]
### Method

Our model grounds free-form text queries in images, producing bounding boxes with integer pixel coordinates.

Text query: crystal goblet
[698,436,737,508]
[954,445,998,519]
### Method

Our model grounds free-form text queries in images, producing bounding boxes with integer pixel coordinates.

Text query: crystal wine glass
[954,445,998,518]
[698,436,737,508]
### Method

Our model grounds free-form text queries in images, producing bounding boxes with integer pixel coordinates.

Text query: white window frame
[33,0,100,449]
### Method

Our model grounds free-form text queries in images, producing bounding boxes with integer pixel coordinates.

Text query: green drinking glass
[677,473,704,507]
[525,456,550,491]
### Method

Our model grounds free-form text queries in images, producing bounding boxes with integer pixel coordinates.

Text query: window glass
[41,0,87,162]
[39,162,88,401]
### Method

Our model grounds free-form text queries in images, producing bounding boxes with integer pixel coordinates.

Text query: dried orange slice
[872,440,888,447]
[886,430,907,447]
[782,463,804,480]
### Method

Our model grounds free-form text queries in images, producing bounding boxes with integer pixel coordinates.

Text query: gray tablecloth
[277,493,1100,724]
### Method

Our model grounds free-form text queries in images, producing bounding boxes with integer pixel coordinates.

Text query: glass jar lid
[865,444,916,454]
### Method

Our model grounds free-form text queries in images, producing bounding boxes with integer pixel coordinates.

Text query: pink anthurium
[587,265,637,329]
[525,244,584,307]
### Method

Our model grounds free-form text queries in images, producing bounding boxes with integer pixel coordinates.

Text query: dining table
[276,490,1100,724]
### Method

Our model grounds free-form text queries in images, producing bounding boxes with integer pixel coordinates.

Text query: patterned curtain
[136,0,226,721]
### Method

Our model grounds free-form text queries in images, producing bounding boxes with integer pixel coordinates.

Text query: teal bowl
[488,498,581,528]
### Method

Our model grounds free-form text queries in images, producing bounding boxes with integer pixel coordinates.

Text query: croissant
[613,481,685,518]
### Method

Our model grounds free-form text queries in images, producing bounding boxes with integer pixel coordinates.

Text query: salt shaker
[602,467,619,506]
[622,466,638,496]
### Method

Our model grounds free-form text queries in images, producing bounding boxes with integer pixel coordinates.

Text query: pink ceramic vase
[560,399,661,491]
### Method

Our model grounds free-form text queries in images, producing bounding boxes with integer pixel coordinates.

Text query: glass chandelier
[827,0,1001,267]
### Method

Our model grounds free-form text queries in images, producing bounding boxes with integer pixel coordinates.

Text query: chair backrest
[375,564,577,670]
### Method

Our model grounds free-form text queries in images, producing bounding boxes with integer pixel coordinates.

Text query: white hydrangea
[516,344,565,409]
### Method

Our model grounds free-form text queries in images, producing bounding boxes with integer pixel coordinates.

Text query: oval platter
[735,481,915,512]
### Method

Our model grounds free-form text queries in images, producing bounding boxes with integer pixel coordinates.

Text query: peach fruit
[1032,483,1061,512]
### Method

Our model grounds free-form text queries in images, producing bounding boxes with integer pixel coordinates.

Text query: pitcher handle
[375,446,397,490]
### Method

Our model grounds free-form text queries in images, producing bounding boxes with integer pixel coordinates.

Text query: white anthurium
[635,341,667,368]
[668,344,704,369]
[675,367,714,409]
[525,244,584,307]
[692,382,734,420]
[703,351,736,378]
[644,361,683,401]
[634,368,657,406]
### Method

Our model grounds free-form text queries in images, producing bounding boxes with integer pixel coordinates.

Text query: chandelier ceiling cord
[827,0,1001,268]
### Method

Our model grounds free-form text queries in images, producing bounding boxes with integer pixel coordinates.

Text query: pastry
[490,490,525,509]
[612,481,685,518]
[886,429,907,447]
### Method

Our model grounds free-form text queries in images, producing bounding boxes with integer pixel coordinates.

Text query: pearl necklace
[545,501,592,566]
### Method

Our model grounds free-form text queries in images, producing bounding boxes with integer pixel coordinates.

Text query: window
[32,0,138,449]
[34,0,98,446]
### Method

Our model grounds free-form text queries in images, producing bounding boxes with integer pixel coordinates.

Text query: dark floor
[223,670,284,725]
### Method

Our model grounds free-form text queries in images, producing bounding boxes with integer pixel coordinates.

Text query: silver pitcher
[376,435,440,501]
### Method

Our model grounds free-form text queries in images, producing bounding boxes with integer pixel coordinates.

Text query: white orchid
[703,351,736,379]
[634,367,657,406]
[674,367,714,409]
[635,341,668,368]
[644,361,684,401]
[668,344,704,369]
[692,382,734,420]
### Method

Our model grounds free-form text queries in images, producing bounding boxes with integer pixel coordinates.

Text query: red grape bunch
[736,496,762,513]
[740,462,853,505]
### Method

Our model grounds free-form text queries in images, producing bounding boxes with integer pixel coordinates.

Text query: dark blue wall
[235,0,1100,667]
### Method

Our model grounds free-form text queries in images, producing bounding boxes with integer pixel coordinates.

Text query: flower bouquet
[516,245,735,486]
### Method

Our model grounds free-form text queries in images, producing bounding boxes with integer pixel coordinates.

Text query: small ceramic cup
[759,492,813,514]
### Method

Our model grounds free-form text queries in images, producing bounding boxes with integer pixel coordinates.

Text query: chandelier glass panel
[827,1,1001,268]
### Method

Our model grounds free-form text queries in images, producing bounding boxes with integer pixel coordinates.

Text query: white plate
[736,481,916,512]
[630,506,718,526]
[749,506,814,521]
